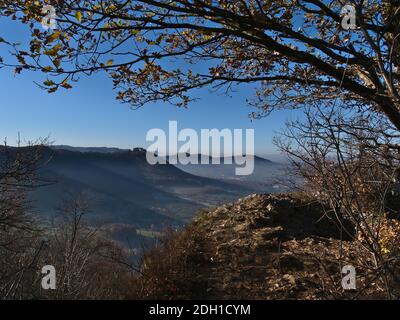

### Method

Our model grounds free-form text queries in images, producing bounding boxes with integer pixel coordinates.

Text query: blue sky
[0,18,301,157]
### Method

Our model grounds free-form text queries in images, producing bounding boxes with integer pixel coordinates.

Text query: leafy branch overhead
[1,0,400,129]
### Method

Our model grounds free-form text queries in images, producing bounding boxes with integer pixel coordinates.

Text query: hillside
[30,147,254,228]
[173,154,288,192]
[138,193,400,299]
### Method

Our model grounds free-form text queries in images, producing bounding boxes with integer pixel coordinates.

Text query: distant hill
[24,147,254,229]
[52,145,129,154]
[1,145,289,232]
[171,154,288,192]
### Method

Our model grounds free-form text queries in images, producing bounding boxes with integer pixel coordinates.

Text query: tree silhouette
[1,0,400,129]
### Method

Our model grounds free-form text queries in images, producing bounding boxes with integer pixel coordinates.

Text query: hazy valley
[26,146,287,250]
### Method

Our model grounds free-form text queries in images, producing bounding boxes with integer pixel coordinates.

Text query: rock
[258,227,284,240]
[283,274,297,285]
[266,203,274,212]
[274,254,304,271]
[249,215,272,229]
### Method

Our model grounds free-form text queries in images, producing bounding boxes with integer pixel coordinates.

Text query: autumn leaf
[43,79,56,86]
[42,66,53,73]
[53,59,61,68]
[16,55,26,65]
[131,30,140,36]
[46,31,62,44]
[44,44,62,57]
[75,11,82,22]
[61,81,72,89]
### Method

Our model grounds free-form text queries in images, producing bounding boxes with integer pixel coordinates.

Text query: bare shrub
[0,141,50,299]
[0,144,140,300]
[135,226,209,299]
[39,194,139,299]
[276,103,400,298]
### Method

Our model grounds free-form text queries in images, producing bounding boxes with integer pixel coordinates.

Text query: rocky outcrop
[141,193,397,299]
[186,194,380,299]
